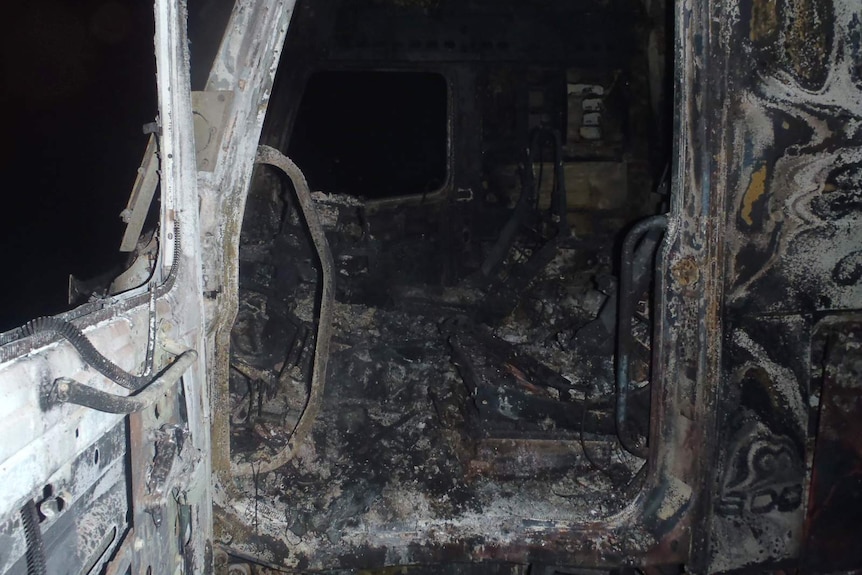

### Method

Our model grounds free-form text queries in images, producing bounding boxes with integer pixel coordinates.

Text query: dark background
[288,70,449,199]
[0,1,157,331]
[0,0,233,333]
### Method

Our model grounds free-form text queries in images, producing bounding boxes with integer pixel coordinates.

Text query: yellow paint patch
[742,164,768,226]
[750,0,778,42]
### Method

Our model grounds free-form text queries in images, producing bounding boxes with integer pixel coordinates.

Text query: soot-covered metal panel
[702,0,862,572]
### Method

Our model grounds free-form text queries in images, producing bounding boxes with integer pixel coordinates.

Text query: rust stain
[742,164,768,226]
[504,362,547,395]
[749,0,778,42]
[672,256,700,287]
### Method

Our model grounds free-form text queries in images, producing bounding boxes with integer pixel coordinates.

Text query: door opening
[221,0,674,568]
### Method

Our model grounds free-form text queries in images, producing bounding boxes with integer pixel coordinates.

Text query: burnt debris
[217,0,671,569]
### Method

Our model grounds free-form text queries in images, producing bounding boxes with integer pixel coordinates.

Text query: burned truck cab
[214,0,680,570]
[0,0,859,573]
[212,0,862,572]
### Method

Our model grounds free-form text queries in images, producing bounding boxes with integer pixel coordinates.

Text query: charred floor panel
[218,181,650,568]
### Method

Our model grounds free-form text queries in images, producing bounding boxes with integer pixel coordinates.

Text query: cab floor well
[223,215,648,565]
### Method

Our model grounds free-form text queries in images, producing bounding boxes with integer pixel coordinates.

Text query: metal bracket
[120,134,160,252]
[144,424,199,526]
[455,187,474,202]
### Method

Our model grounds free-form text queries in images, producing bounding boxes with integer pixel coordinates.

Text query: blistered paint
[725,0,862,314]
[705,1,862,571]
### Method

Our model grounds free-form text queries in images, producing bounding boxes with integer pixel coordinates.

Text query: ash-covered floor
[220,185,650,566]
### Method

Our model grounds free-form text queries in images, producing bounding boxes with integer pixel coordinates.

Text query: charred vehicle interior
[0,0,860,574]
[220,0,676,569]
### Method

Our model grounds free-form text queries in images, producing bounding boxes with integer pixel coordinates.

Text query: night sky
[0,1,158,331]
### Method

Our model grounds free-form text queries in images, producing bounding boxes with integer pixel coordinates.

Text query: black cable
[20,499,46,575]
[18,221,182,389]
[22,317,149,391]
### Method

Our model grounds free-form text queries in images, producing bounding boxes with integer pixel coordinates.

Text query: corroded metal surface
[0,0,214,573]
[723,0,862,315]
[701,0,862,571]
[199,0,299,482]
[707,317,811,572]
